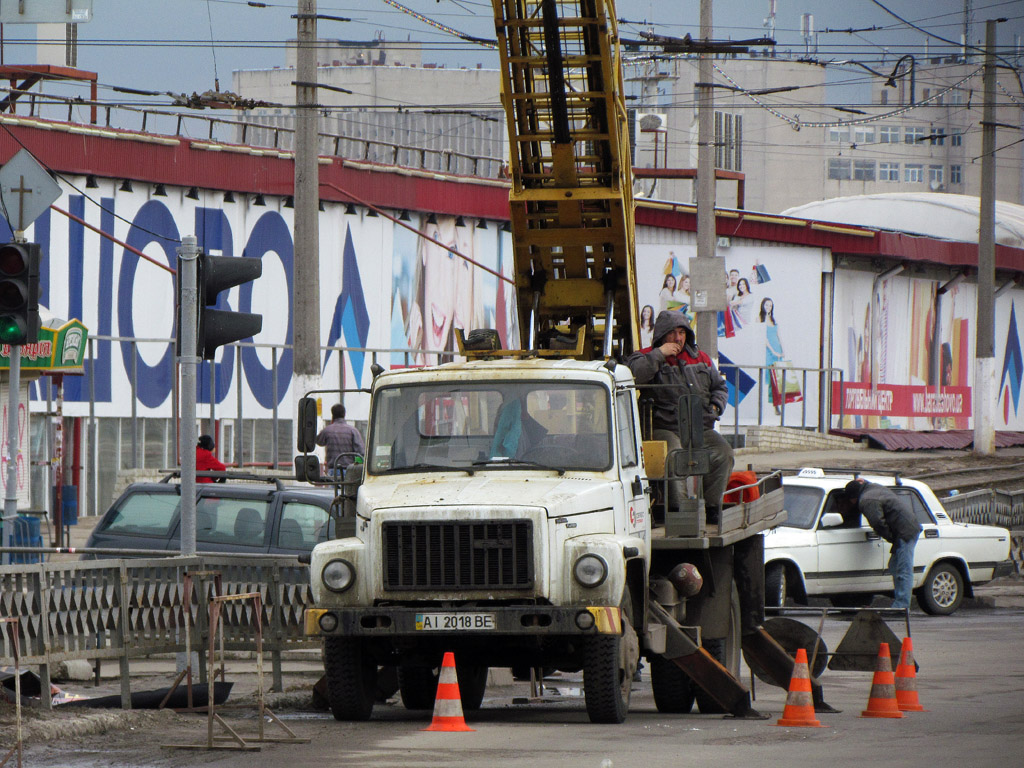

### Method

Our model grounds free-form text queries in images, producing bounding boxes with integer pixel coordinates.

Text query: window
[892,488,936,525]
[930,128,946,146]
[905,164,924,182]
[878,126,900,143]
[929,165,945,186]
[951,132,962,147]
[950,164,962,184]
[827,158,851,180]
[879,162,900,181]
[196,497,270,547]
[615,392,638,469]
[828,126,850,143]
[853,160,876,181]
[99,492,179,536]
[278,501,331,549]
[853,126,875,144]
[904,126,926,145]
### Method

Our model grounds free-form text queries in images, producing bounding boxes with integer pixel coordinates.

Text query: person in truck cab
[627,309,733,524]
[843,478,923,610]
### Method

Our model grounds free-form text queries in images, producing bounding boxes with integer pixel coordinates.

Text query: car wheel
[765,563,788,608]
[324,637,377,721]
[916,562,964,615]
[583,589,638,724]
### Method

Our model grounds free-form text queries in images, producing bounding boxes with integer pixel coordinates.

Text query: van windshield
[367,380,612,474]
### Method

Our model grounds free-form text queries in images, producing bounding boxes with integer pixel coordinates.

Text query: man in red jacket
[196,435,226,483]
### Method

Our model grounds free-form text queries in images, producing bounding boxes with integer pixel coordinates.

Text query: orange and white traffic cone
[775,648,825,727]
[861,642,904,718]
[422,652,474,732]
[894,637,926,712]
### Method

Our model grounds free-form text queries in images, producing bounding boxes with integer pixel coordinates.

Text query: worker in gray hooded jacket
[627,309,733,524]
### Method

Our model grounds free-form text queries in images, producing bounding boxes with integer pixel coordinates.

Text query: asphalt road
[11,604,1023,768]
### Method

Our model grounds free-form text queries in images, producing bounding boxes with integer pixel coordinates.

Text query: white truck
[298,0,799,724]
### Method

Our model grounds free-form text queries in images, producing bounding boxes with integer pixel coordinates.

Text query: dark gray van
[84,474,340,557]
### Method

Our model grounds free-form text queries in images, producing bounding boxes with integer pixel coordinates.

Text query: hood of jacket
[652,309,696,349]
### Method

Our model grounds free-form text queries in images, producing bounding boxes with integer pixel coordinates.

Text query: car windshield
[367,380,612,474]
[781,485,826,529]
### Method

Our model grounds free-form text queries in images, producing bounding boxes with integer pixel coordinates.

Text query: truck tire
[694,585,741,714]
[916,562,964,615]
[398,666,438,710]
[650,655,694,713]
[399,663,489,711]
[765,563,787,608]
[583,591,639,724]
[324,636,377,721]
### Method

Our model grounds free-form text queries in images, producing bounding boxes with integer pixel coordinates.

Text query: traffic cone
[775,648,825,727]
[894,637,926,712]
[860,642,904,718]
[422,652,474,732]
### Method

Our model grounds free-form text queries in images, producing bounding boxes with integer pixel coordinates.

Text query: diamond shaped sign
[0,149,62,232]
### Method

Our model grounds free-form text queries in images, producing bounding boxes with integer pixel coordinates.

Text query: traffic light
[197,253,263,360]
[0,242,40,346]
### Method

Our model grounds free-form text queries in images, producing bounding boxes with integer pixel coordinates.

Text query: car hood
[360,474,620,518]
[763,525,817,549]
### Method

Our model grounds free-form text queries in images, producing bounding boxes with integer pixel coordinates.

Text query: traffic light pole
[4,343,20,524]
[177,236,199,556]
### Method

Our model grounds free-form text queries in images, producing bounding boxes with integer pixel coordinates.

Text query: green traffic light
[0,313,26,345]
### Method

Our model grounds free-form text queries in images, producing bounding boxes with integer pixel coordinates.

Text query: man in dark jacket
[627,309,733,524]
[316,403,365,477]
[844,478,923,609]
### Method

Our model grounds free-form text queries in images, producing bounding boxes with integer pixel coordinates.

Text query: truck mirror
[297,397,318,452]
[294,454,321,482]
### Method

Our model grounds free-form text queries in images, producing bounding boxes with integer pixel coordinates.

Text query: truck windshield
[367,380,612,474]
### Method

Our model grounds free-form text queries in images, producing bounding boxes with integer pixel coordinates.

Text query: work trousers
[653,426,734,514]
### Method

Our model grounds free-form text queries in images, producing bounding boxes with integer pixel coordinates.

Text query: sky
[1,0,1021,108]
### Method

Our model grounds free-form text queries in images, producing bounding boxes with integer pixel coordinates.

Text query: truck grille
[382,520,533,591]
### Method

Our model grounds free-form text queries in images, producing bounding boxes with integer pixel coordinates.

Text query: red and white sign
[832,383,972,418]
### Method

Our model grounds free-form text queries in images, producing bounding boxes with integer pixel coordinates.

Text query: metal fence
[0,555,317,709]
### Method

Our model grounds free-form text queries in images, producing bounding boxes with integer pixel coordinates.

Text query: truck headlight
[322,559,356,593]
[573,554,608,588]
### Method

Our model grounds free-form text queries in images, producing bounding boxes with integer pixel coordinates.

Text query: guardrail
[0,555,316,709]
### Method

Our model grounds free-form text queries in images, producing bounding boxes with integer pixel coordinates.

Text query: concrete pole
[973,19,996,456]
[695,0,718,357]
[178,236,199,556]
[294,0,322,426]
[4,347,20,525]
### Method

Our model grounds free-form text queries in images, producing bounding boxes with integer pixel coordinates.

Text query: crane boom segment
[491,0,639,357]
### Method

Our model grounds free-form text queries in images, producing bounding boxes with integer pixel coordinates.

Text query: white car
[763,468,1014,615]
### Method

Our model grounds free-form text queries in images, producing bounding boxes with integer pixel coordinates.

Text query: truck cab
[306,358,650,723]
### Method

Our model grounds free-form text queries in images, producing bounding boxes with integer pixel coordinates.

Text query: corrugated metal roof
[830,429,1024,451]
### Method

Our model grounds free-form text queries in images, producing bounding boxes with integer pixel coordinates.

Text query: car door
[271,496,333,554]
[192,492,272,554]
[812,490,887,593]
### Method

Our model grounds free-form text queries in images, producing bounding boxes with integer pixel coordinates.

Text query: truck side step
[647,600,765,719]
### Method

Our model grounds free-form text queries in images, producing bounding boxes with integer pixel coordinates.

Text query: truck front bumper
[305,604,621,637]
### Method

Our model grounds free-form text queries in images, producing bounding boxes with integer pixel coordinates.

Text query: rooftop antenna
[962,0,972,63]
[800,13,814,56]
[763,0,777,57]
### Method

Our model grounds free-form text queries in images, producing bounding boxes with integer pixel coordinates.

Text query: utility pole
[294,0,322,439]
[178,236,199,555]
[973,18,997,455]
[693,0,724,356]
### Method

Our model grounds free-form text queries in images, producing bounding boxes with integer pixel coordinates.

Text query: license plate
[415,612,496,631]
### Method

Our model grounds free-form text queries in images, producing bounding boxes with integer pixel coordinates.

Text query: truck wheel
[583,591,639,724]
[916,562,964,615]
[324,637,377,721]
[650,655,694,713]
[765,563,787,608]
[457,665,488,711]
[398,665,439,710]
[695,585,741,714]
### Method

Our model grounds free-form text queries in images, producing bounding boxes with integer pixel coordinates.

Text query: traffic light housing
[0,242,40,346]
[197,253,263,360]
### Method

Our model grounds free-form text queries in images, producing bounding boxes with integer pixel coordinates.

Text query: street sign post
[0,150,61,235]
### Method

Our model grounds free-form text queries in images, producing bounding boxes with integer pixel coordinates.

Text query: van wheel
[917,563,964,615]
[324,637,376,721]
[583,590,639,724]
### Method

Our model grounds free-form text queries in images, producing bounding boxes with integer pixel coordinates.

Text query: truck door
[616,391,650,547]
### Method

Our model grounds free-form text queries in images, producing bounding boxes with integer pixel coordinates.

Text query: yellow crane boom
[490,0,639,358]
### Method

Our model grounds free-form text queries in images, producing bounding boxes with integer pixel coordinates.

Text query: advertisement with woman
[635,241,824,426]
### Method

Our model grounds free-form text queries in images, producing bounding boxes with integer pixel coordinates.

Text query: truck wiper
[385,462,475,476]
[471,457,566,476]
